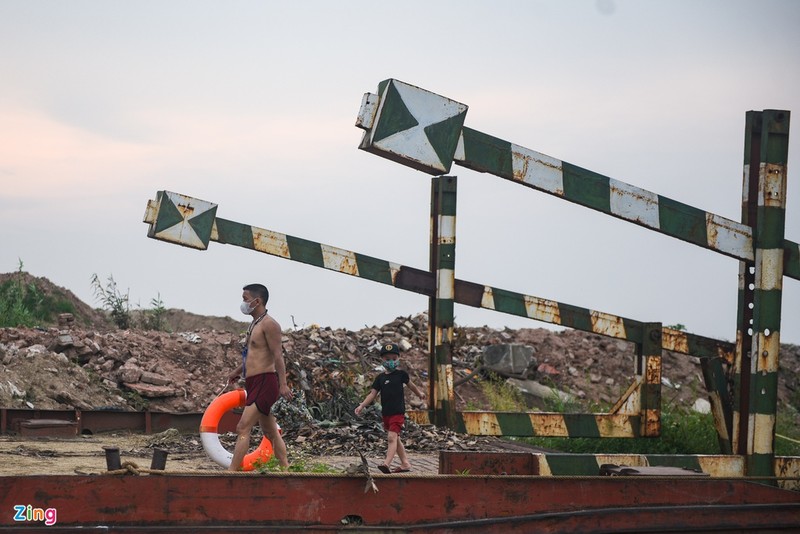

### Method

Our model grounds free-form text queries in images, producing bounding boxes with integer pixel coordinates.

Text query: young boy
[355,342,425,473]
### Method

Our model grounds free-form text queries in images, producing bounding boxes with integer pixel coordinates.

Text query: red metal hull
[2,474,798,532]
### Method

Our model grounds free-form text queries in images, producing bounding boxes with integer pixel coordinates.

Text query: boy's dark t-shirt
[371,369,409,416]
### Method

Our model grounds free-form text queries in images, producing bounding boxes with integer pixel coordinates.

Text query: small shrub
[139,293,169,331]
[90,273,132,329]
[479,373,527,412]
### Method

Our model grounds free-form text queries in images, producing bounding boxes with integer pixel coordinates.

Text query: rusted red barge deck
[3,472,799,532]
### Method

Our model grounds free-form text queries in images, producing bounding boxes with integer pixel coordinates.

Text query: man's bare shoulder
[260,314,281,333]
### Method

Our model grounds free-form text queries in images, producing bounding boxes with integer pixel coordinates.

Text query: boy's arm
[355,389,378,415]
[407,380,425,399]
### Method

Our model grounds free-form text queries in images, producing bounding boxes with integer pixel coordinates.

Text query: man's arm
[265,319,293,400]
[227,363,243,384]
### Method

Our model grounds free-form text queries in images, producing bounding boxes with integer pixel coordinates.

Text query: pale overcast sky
[2,1,799,344]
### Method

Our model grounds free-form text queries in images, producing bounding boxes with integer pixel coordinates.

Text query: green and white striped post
[733,110,790,478]
[429,176,458,429]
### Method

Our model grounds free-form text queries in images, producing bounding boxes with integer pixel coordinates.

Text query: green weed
[252,454,338,473]
[0,260,76,327]
[479,372,527,412]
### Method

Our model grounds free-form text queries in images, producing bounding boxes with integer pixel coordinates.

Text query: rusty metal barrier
[142,79,797,480]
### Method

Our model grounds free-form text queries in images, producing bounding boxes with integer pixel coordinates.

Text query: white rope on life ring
[199,389,276,471]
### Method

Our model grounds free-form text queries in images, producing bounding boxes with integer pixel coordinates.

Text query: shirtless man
[227,283,293,470]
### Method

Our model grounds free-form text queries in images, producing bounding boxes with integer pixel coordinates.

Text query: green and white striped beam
[407,409,643,438]
[533,453,744,478]
[143,190,734,362]
[356,80,800,281]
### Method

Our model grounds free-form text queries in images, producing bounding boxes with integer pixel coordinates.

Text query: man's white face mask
[240,299,256,315]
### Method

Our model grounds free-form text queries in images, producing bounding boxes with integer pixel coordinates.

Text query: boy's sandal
[391,467,411,473]
[377,464,391,474]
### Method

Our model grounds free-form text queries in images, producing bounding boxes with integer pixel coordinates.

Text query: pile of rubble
[3,299,800,462]
[3,312,800,418]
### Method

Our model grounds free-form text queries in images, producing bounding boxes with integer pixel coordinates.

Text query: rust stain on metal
[698,455,744,478]
[590,311,626,339]
[645,356,661,384]
[142,200,158,224]
[595,415,637,438]
[609,182,658,225]
[707,391,729,439]
[762,163,787,208]
[644,409,661,436]
[528,297,561,325]
[321,247,359,275]
[774,457,800,491]
[532,415,570,437]
[406,410,430,425]
[461,412,502,435]
[175,202,195,218]
[756,333,781,373]
[253,230,290,258]
[511,147,564,191]
[661,328,689,354]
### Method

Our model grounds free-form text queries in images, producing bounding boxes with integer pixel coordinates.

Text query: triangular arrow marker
[359,79,468,175]
[151,191,217,250]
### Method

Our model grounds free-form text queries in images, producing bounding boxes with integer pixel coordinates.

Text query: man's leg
[260,413,289,468]
[229,403,260,471]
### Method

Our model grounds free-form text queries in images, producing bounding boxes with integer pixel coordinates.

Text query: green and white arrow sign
[356,79,468,175]
[143,191,218,250]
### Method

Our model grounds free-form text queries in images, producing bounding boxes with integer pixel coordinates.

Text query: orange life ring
[199,389,274,471]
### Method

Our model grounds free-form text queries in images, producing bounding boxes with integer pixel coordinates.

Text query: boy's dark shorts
[382,414,405,433]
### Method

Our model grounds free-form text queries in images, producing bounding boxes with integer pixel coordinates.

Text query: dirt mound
[1,272,798,427]
[0,271,112,330]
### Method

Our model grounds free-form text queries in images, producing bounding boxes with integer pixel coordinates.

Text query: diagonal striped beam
[144,190,734,360]
[356,80,799,281]
[453,126,800,280]
[407,409,642,438]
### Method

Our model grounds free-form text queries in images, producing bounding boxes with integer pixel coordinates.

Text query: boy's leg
[259,412,289,468]
[384,430,399,467]
[395,437,412,470]
[229,403,260,471]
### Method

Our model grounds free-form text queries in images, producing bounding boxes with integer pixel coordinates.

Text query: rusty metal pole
[102,446,121,471]
[428,176,458,429]
[736,110,790,478]
[639,323,663,437]
[733,111,761,455]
